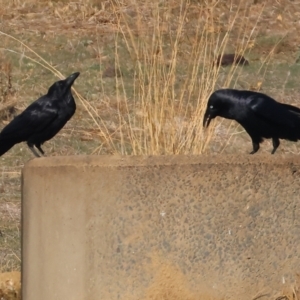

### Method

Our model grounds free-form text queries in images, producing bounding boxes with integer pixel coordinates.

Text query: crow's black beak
[203,111,212,128]
[65,72,80,87]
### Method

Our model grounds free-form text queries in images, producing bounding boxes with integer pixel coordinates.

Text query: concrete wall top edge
[23,154,300,169]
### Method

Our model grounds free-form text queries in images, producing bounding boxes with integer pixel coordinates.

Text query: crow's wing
[0,97,59,143]
[280,102,300,115]
[246,96,300,128]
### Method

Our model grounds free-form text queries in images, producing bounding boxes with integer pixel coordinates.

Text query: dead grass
[0,271,21,300]
[73,0,269,155]
[0,0,299,279]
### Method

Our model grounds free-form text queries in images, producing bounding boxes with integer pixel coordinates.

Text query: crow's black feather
[203,89,300,154]
[0,72,80,157]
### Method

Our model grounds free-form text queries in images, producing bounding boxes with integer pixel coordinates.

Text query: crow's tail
[0,141,16,156]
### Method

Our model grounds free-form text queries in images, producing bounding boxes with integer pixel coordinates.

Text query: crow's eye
[210,105,214,109]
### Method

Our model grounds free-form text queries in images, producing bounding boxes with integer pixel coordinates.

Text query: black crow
[203,89,300,154]
[0,72,80,157]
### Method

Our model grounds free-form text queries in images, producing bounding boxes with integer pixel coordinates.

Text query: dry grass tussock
[0,271,21,300]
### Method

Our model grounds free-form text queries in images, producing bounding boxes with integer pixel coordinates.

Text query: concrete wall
[22,155,300,300]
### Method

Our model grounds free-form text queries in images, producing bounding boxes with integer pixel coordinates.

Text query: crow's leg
[35,143,46,156]
[27,142,41,157]
[249,139,260,154]
[271,138,280,154]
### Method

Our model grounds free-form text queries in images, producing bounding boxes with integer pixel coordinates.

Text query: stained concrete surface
[22,155,300,300]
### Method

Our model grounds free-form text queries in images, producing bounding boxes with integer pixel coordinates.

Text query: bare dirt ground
[1,0,300,298]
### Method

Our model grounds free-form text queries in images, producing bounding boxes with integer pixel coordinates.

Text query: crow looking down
[203,88,300,154]
[0,72,80,157]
